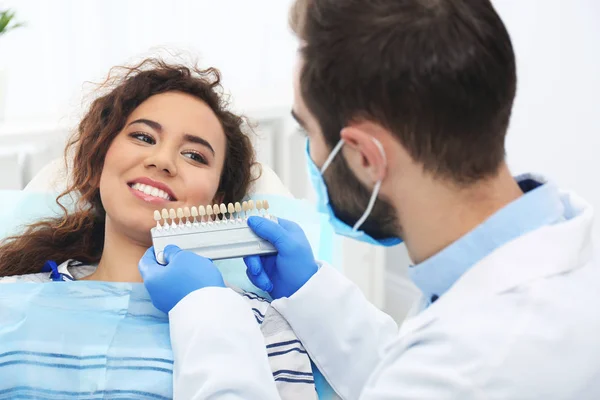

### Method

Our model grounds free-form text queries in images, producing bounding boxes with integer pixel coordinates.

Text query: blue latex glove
[244,216,318,300]
[139,245,225,314]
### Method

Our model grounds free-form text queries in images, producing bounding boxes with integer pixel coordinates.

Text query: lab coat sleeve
[169,287,281,400]
[359,332,487,400]
[272,263,400,400]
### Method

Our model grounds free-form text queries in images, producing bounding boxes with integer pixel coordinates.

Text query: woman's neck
[83,218,149,283]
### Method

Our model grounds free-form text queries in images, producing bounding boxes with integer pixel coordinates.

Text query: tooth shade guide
[234,202,241,220]
[169,208,177,227]
[154,210,162,229]
[247,200,255,218]
[183,207,191,223]
[151,199,280,253]
[161,208,169,227]
[206,204,214,223]
[220,203,228,222]
[198,205,206,223]
[152,200,279,232]
[150,208,278,263]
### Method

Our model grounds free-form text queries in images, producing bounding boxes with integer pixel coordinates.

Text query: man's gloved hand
[244,216,318,300]
[139,245,225,314]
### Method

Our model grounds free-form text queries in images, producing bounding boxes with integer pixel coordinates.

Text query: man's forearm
[170,288,281,399]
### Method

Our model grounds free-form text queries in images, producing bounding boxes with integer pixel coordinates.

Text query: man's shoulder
[396,265,600,397]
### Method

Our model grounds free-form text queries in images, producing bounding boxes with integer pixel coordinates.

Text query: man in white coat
[138,0,600,398]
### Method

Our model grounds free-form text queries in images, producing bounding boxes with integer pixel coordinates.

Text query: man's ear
[340,124,387,183]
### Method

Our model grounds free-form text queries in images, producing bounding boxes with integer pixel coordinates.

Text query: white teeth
[131,182,172,200]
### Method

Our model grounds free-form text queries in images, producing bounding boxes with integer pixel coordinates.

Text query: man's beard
[323,154,400,240]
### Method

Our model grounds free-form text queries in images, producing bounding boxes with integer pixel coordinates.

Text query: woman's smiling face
[99,91,227,243]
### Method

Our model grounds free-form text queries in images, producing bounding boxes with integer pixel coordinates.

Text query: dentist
[139,0,600,398]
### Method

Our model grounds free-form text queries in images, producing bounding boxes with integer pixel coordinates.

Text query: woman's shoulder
[0,260,96,283]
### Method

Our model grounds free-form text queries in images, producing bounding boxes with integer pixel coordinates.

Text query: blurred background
[0,0,598,322]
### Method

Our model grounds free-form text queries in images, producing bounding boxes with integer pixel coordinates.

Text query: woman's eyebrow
[183,134,215,157]
[128,118,162,132]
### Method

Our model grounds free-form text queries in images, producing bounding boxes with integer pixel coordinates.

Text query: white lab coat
[169,190,600,399]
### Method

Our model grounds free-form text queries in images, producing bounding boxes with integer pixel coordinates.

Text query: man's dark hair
[291,0,517,184]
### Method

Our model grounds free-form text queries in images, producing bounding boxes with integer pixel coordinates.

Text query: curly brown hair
[0,58,257,277]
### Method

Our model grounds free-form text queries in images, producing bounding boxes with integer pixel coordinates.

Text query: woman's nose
[144,148,177,176]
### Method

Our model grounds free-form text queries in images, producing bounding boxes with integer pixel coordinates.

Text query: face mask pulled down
[305,138,402,246]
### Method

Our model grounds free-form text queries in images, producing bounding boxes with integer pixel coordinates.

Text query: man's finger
[163,244,183,264]
[138,247,159,279]
[244,255,263,276]
[247,216,288,247]
[245,268,274,293]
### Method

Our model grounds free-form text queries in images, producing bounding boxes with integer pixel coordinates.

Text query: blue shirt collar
[409,175,565,304]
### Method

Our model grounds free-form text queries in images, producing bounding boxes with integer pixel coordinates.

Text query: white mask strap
[320,139,345,174]
[352,179,381,231]
[352,137,387,232]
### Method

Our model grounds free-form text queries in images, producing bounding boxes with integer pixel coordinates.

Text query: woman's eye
[129,132,155,144]
[183,151,208,165]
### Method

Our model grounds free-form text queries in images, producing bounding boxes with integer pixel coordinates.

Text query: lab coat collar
[400,188,595,337]
[409,175,562,303]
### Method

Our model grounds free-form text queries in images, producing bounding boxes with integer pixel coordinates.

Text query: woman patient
[0,58,316,399]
